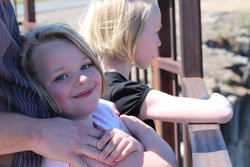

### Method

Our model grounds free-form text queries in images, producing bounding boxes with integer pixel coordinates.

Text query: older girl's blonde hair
[21,23,106,116]
[80,0,156,62]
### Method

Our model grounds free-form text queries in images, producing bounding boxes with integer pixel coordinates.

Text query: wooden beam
[189,124,232,167]
[154,0,178,154]
[182,77,232,167]
[179,0,203,77]
[158,57,181,75]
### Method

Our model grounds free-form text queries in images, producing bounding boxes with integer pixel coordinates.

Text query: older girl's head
[80,0,160,64]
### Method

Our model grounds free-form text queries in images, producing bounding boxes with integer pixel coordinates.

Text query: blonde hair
[21,23,106,115]
[80,0,155,62]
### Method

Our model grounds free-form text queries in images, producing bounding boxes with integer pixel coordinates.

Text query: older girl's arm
[141,90,233,123]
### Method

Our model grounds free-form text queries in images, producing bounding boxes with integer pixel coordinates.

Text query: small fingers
[105,139,128,163]
[97,130,114,150]
[114,142,134,162]
[99,138,121,162]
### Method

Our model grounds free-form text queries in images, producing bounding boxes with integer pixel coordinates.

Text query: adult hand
[30,117,104,167]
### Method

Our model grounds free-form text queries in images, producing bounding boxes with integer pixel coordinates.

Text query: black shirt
[102,72,155,129]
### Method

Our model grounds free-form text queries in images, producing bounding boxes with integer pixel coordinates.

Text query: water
[15,0,90,16]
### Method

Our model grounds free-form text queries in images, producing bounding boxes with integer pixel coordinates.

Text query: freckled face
[31,40,102,119]
[134,5,162,69]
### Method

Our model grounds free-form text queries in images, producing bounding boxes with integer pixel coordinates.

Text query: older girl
[80,0,233,127]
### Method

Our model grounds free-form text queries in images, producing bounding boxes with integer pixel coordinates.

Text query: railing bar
[157,57,181,75]
[189,124,232,167]
[179,0,203,77]
[143,69,148,84]
[182,78,232,166]
[23,0,36,30]
[169,0,177,60]
[183,124,192,167]
[156,0,177,153]
[136,68,140,83]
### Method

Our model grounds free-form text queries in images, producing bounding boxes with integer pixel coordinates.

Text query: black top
[102,72,155,129]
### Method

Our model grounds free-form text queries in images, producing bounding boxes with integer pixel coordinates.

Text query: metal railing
[13,0,36,30]
[152,0,232,166]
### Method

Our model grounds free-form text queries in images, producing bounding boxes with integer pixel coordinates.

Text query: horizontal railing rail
[154,58,233,166]
[183,77,232,167]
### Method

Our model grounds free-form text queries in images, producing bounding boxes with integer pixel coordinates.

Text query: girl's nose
[74,74,88,87]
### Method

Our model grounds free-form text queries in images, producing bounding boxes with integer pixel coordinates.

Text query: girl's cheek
[49,86,67,103]
[89,69,102,84]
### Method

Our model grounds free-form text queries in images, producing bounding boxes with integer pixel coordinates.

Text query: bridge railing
[150,0,232,166]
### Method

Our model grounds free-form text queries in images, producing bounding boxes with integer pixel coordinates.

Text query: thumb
[69,156,88,167]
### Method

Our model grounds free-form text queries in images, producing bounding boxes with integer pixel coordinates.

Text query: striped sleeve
[0,0,50,167]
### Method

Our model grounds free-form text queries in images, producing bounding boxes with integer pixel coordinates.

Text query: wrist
[0,113,41,154]
[27,118,44,153]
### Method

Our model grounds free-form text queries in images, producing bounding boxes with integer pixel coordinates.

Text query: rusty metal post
[23,0,36,30]
[179,0,203,78]
[179,0,203,166]
[153,0,179,159]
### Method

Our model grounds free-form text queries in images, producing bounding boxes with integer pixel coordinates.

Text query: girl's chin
[138,64,151,70]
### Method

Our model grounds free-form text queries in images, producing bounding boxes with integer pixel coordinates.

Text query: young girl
[21,24,178,167]
[80,0,233,126]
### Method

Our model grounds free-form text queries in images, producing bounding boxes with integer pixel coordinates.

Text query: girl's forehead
[146,5,161,30]
[33,40,76,60]
[151,4,161,21]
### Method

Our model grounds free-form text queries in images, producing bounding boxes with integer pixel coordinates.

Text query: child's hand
[97,128,144,165]
[208,93,233,123]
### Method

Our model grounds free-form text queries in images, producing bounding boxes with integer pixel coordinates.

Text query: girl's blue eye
[54,74,68,81]
[81,64,92,70]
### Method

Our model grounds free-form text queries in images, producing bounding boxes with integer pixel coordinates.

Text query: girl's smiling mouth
[73,87,95,98]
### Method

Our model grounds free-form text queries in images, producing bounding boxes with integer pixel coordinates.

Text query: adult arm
[0,111,103,167]
[140,90,233,123]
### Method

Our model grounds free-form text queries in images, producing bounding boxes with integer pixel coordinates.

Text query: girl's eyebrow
[80,55,90,63]
[53,66,65,73]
